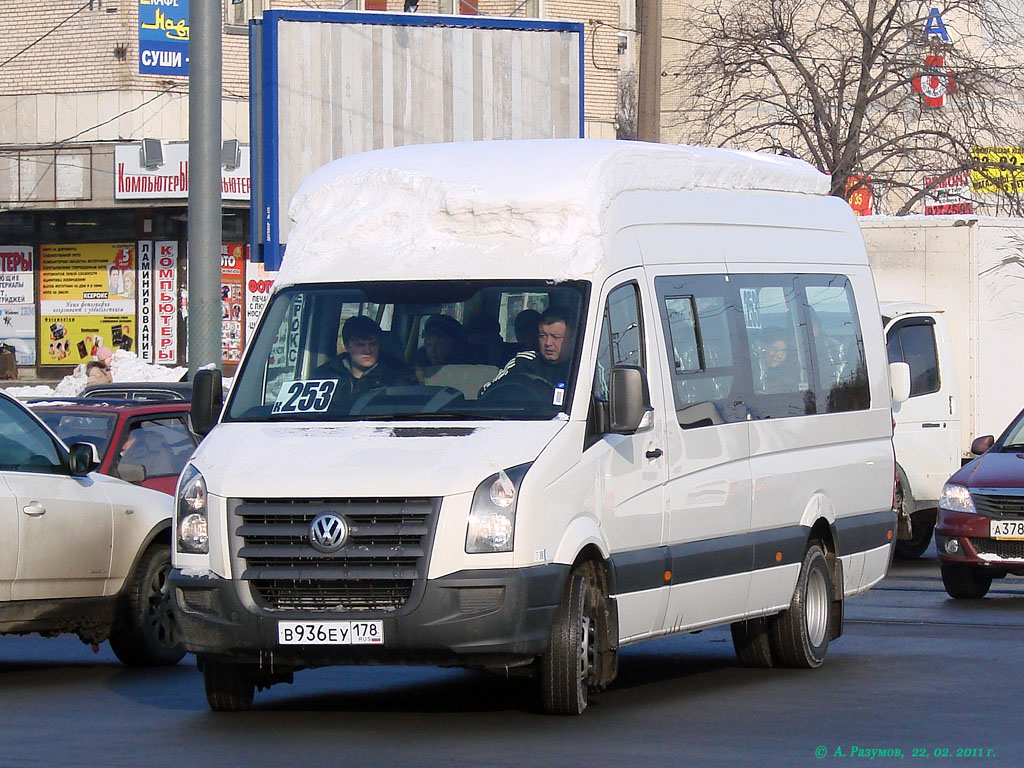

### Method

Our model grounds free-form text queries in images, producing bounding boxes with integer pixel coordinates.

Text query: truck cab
[882,302,961,559]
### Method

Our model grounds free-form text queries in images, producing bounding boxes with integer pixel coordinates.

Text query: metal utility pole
[637,0,662,143]
[188,0,223,376]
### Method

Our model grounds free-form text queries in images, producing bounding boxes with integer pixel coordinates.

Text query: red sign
[924,171,974,215]
[913,55,957,108]
[846,175,872,216]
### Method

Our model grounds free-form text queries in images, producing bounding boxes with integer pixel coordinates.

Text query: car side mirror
[889,362,911,404]
[191,368,223,437]
[971,435,994,455]
[68,442,100,476]
[117,461,148,483]
[609,365,654,434]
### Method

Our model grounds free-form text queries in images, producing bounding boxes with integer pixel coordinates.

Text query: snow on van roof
[278,139,830,286]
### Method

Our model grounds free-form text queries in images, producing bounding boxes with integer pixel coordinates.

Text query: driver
[315,315,416,398]
[480,307,576,397]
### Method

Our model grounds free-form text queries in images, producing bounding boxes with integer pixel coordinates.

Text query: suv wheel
[109,544,186,666]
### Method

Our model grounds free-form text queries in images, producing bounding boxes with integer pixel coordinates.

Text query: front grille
[971,492,1024,518]
[969,538,1024,560]
[233,498,437,613]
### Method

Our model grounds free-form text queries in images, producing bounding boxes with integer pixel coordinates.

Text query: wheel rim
[805,566,829,648]
[145,562,180,649]
[577,610,595,695]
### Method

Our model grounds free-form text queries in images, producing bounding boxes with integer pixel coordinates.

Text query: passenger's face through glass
[538,321,573,363]
[423,332,455,366]
[347,335,380,372]
[766,339,788,367]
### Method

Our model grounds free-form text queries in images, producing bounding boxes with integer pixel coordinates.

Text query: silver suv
[0,390,183,665]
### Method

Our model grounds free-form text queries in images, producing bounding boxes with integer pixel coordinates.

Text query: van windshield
[226,281,589,423]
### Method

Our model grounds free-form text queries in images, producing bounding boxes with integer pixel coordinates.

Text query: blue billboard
[139,0,189,76]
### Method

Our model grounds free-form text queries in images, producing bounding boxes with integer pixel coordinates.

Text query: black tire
[109,544,185,666]
[894,516,935,559]
[730,617,774,667]
[769,544,833,669]
[202,659,256,712]
[941,561,993,599]
[540,564,599,715]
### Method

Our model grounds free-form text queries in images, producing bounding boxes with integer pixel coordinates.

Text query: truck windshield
[226,280,589,422]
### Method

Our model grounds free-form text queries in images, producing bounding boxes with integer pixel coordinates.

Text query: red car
[935,407,1024,599]
[28,399,197,495]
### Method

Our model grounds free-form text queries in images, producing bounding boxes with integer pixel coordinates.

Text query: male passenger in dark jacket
[480,306,576,398]
[315,315,416,400]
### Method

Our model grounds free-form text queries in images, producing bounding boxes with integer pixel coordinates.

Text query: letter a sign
[923,8,951,43]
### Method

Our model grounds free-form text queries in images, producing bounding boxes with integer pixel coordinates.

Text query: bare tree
[663,0,1024,214]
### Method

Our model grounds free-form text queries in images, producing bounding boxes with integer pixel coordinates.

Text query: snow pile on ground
[279,139,830,287]
[4,350,186,400]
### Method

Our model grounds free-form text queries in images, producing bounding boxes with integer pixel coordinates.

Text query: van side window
[886,320,939,397]
[737,277,815,419]
[656,275,750,429]
[593,283,644,404]
[803,276,870,412]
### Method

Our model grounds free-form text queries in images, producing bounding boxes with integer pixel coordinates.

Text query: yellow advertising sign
[39,243,137,366]
[970,146,1024,193]
[40,315,135,366]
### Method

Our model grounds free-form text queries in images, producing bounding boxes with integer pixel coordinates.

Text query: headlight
[177,464,209,554]
[939,483,976,514]
[466,463,531,553]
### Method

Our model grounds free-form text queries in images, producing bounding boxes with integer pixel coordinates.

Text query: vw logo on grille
[309,512,349,553]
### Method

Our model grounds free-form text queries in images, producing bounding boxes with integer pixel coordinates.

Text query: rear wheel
[109,545,185,666]
[895,509,935,561]
[540,564,599,715]
[940,562,993,599]
[730,617,774,667]
[769,544,833,668]
[202,659,256,712]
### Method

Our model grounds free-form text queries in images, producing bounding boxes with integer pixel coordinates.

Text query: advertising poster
[0,246,37,365]
[221,243,245,365]
[138,241,154,362]
[138,0,189,77]
[39,243,137,366]
[245,258,277,340]
[155,241,178,364]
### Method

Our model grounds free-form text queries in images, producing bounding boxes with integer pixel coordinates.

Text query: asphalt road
[3,546,1022,768]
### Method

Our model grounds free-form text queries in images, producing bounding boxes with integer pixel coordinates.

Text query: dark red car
[935,408,1024,599]
[28,399,197,495]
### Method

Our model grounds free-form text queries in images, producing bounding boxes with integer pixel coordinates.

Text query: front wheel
[540,564,599,715]
[941,561,993,599]
[202,659,256,712]
[109,544,185,666]
[769,544,833,668]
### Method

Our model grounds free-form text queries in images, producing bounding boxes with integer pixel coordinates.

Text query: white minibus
[173,139,898,714]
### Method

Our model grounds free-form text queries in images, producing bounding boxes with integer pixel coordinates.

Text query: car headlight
[466,463,532,554]
[177,464,209,554]
[939,483,976,514]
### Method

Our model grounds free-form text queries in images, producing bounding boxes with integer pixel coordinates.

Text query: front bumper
[170,564,568,669]
[936,509,1024,572]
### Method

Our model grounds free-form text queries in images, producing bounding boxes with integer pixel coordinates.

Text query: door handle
[646,448,664,460]
[23,502,46,516]
[922,423,941,428]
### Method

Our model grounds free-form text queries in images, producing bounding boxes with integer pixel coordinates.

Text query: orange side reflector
[663,570,672,583]
[775,552,783,562]
[887,529,894,540]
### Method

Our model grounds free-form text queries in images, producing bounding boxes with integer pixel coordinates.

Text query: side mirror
[191,368,223,437]
[609,365,653,434]
[971,435,994,455]
[889,361,911,404]
[116,461,148,483]
[68,442,100,476]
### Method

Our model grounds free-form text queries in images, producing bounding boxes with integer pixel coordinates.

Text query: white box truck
[861,217,1024,556]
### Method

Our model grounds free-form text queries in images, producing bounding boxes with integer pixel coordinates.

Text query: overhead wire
[0,1,95,71]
